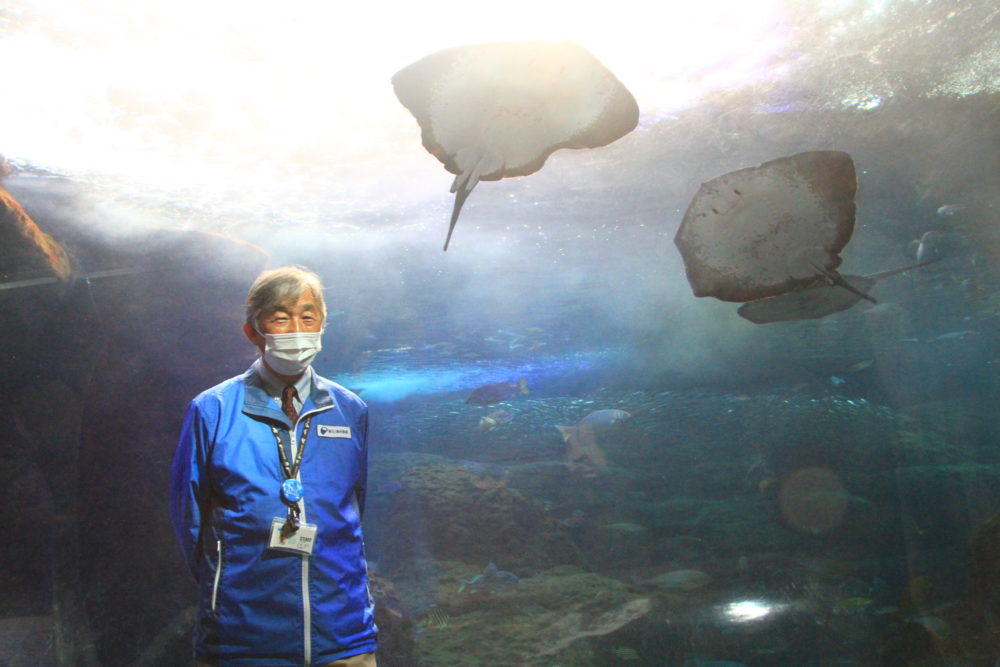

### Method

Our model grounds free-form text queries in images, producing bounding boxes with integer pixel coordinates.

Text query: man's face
[244,288,323,350]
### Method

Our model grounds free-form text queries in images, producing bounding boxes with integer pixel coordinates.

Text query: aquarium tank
[1,0,998,664]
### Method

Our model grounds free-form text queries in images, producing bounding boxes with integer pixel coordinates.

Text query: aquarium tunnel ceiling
[1,0,997,399]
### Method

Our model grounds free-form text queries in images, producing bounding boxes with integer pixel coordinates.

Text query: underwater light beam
[0,0,790,230]
[722,599,779,623]
[334,349,616,403]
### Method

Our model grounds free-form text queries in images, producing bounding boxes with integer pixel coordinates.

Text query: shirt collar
[254,357,312,403]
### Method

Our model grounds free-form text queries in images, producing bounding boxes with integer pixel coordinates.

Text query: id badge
[268,517,317,555]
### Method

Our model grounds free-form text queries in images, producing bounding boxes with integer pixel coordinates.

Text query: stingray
[674,151,872,303]
[1,186,72,283]
[392,41,639,250]
[737,259,938,323]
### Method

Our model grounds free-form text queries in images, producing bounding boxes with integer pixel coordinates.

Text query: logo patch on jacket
[318,425,351,438]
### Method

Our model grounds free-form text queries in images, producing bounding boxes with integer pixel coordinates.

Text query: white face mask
[259,331,322,376]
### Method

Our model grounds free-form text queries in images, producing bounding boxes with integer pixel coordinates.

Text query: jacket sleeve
[355,407,369,518]
[169,398,214,581]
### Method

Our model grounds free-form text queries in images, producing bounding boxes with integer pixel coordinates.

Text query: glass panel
[1,0,997,664]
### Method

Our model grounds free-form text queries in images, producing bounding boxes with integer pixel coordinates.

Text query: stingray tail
[445,151,500,251]
[811,261,877,304]
[444,174,478,251]
[831,272,877,304]
[866,257,941,282]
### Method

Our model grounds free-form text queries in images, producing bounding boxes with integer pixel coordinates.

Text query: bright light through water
[0,0,790,230]
[334,349,613,403]
[722,600,781,623]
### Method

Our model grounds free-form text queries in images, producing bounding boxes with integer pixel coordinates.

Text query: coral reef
[369,575,415,667]
[414,565,652,665]
[379,462,582,572]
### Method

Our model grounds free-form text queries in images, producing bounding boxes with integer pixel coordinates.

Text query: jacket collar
[242,364,335,426]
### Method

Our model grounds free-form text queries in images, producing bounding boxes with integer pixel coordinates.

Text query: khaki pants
[197,651,377,667]
[318,653,377,667]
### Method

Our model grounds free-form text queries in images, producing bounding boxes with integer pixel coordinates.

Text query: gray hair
[245,265,326,330]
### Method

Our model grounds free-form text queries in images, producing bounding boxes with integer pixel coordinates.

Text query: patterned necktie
[281,384,299,425]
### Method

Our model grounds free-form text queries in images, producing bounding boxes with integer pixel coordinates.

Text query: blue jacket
[170,364,377,666]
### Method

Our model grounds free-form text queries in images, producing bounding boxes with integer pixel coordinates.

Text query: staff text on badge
[317,425,351,438]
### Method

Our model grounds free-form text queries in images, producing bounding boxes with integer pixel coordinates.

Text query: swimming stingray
[737,259,939,323]
[1,185,72,283]
[674,151,872,304]
[392,41,639,250]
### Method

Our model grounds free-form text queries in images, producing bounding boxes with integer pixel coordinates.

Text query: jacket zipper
[211,539,223,612]
[289,405,334,665]
[301,496,311,665]
[296,408,328,666]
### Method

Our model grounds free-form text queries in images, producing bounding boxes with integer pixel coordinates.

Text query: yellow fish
[846,359,874,374]
[832,597,872,616]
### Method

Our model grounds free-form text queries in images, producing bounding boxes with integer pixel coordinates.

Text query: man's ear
[243,322,262,347]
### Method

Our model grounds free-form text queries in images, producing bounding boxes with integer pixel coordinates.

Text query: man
[170,266,377,666]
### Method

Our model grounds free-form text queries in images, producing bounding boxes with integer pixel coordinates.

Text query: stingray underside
[674,151,858,302]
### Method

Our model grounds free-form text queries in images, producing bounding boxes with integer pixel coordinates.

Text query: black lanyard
[269,416,313,482]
